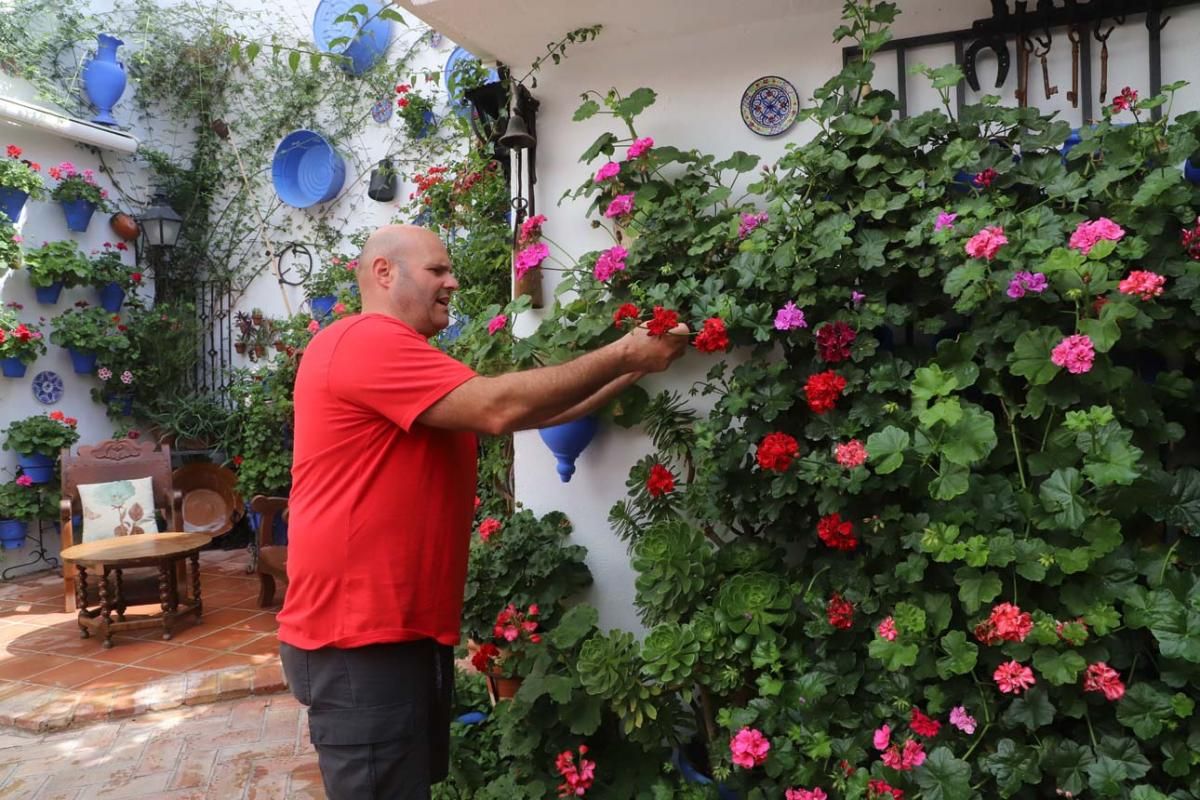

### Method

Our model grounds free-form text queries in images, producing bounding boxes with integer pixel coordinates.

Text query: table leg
[99,566,114,649]
[158,561,174,640]
[75,565,89,638]
[190,552,202,619]
[113,568,126,622]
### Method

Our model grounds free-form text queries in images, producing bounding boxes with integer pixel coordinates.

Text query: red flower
[909,707,941,737]
[478,517,501,541]
[64,417,77,427]
[692,317,729,353]
[816,321,856,363]
[5,145,20,159]
[131,272,142,283]
[817,512,857,551]
[395,83,411,94]
[972,167,997,188]
[612,303,639,329]
[126,430,140,439]
[1083,662,1125,701]
[756,432,799,472]
[470,642,500,673]
[868,779,904,800]
[233,455,244,466]
[397,97,410,108]
[646,306,679,337]
[27,162,39,172]
[973,602,1033,645]
[49,411,64,421]
[646,463,675,497]
[1182,218,1200,260]
[115,242,128,251]
[826,592,854,629]
[1111,86,1137,112]
[804,370,847,414]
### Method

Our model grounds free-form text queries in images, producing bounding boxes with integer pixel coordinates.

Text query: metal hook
[1032,31,1052,56]
[1094,18,1115,42]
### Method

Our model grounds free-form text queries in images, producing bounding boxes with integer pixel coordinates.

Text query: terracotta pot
[253,344,266,357]
[109,211,140,241]
[274,340,286,352]
[235,342,247,354]
[252,313,264,325]
[485,672,522,704]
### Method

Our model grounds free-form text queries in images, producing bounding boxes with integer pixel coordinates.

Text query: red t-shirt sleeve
[329,317,477,431]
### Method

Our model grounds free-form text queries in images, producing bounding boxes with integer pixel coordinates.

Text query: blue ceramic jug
[83,34,126,126]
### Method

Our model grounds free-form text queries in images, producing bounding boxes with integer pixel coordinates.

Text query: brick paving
[0,693,323,799]
[0,549,289,733]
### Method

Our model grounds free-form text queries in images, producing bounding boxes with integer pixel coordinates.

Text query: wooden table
[60,532,211,648]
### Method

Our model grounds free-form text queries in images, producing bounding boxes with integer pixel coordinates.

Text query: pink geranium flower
[1069,217,1125,255]
[1083,662,1126,701]
[604,193,635,219]
[15,475,33,487]
[934,211,957,232]
[593,245,629,282]
[964,226,1008,261]
[1118,270,1166,301]
[876,616,898,641]
[738,212,768,239]
[306,319,320,333]
[1050,334,1095,374]
[593,162,620,183]
[873,724,891,751]
[774,301,807,331]
[835,439,867,468]
[515,242,550,279]
[786,789,828,800]
[994,660,1036,694]
[729,727,769,769]
[949,706,977,734]
[626,137,654,160]
[487,314,507,335]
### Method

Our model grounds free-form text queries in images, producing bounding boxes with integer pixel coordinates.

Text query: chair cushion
[78,477,160,542]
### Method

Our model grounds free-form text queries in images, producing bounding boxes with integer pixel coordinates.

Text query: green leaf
[1041,739,1093,795]
[1131,787,1170,800]
[245,42,261,62]
[1096,735,1151,779]
[1002,685,1055,730]
[931,460,971,500]
[1161,740,1192,778]
[549,605,598,649]
[714,151,759,174]
[867,426,909,474]
[936,631,978,679]
[868,637,919,671]
[1085,755,1127,796]
[287,50,301,73]
[1032,647,1086,685]
[941,407,997,466]
[832,115,874,136]
[378,7,405,22]
[1078,317,1121,353]
[1160,468,1200,533]
[579,132,617,163]
[1039,468,1088,529]
[954,567,1002,613]
[982,739,1042,798]
[229,41,241,62]
[1009,328,1061,385]
[573,99,600,121]
[915,747,972,800]
[912,364,958,402]
[613,87,657,120]
[893,601,926,634]
[1131,169,1181,206]
[1117,682,1176,739]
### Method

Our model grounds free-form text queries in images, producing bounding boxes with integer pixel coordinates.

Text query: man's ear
[370,257,392,288]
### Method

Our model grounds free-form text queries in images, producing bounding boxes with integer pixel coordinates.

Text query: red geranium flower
[646,306,679,337]
[805,370,847,414]
[756,432,799,472]
[5,145,20,159]
[909,707,941,737]
[692,317,729,353]
[826,593,854,630]
[972,167,997,188]
[470,642,500,673]
[817,512,857,551]
[612,303,639,329]
[816,321,856,363]
[646,464,675,497]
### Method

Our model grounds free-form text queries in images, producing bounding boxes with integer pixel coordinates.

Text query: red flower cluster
[974,602,1033,645]
[233,455,244,466]
[646,306,679,336]
[868,778,904,800]
[494,603,540,644]
[805,370,847,414]
[816,321,856,363]
[5,145,20,158]
[1182,217,1200,260]
[909,707,941,737]
[555,745,596,798]
[1111,85,1138,113]
[470,642,500,673]
[1083,662,1125,700]
[48,410,78,427]
[827,593,854,629]
[757,432,799,472]
[612,303,639,329]
[693,317,728,353]
[409,165,449,204]
[478,517,501,541]
[817,512,857,551]
[645,463,675,497]
[972,167,997,189]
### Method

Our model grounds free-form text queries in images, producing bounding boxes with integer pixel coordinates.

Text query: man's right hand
[620,322,690,373]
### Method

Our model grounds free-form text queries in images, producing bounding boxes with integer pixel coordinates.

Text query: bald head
[356,224,458,337]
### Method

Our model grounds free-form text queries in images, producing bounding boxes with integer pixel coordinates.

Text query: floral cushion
[77,477,159,542]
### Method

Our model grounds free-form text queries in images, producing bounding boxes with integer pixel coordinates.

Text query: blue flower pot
[1,357,27,378]
[97,282,125,312]
[454,711,487,725]
[311,294,336,319]
[312,0,394,75]
[1185,158,1200,185]
[0,519,26,551]
[414,109,437,139]
[16,452,54,484]
[0,187,28,222]
[60,198,97,232]
[34,281,64,305]
[68,348,97,374]
[103,391,133,416]
[82,34,126,126]
[271,130,346,208]
[537,415,599,483]
[671,749,739,800]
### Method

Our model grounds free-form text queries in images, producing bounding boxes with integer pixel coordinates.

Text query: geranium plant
[0,307,47,365]
[47,161,111,210]
[89,241,139,289]
[50,305,130,357]
[0,145,44,198]
[395,83,437,139]
[2,411,79,457]
[23,241,92,288]
[0,214,21,270]
[0,478,42,521]
[304,254,355,301]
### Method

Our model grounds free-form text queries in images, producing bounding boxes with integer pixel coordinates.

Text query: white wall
[510,0,1200,634]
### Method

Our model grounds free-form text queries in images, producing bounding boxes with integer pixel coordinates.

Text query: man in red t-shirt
[278,224,687,799]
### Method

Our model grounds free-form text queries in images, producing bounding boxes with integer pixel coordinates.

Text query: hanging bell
[367,158,397,202]
[498,113,535,150]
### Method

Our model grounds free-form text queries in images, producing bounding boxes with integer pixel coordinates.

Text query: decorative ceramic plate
[31,371,63,404]
[370,98,392,123]
[740,76,799,136]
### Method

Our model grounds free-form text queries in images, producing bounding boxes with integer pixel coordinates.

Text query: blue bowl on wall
[312,0,393,75]
[272,130,346,208]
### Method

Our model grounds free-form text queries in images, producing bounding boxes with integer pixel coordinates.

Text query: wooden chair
[60,439,184,613]
[250,495,289,607]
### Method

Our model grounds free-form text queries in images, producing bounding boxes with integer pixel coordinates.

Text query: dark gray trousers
[280,639,454,800]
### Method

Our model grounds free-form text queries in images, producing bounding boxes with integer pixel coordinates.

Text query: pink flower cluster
[593,245,628,282]
[738,211,768,239]
[604,193,635,219]
[876,616,897,641]
[835,439,867,468]
[477,517,501,541]
[994,660,1036,694]
[729,727,769,769]
[487,314,507,335]
[1050,333,1095,374]
[949,706,976,734]
[555,745,595,797]
[1069,217,1125,255]
[593,162,620,183]
[964,226,1007,261]
[626,137,654,160]
[1118,270,1166,301]
[774,301,807,331]
[518,214,546,246]
[1007,271,1047,299]
[515,242,549,279]
[934,211,957,232]
[1083,662,1125,700]
[786,788,828,800]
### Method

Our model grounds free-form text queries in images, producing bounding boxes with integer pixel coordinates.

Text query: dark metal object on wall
[368,158,397,202]
[273,242,316,287]
[195,280,234,403]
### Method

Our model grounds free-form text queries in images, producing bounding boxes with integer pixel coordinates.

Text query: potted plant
[0,213,21,271]
[88,241,139,312]
[395,84,437,140]
[250,307,264,326]
[2,411,79,484]
[48,161,111,232]
[0,307,47,378]
[22,241,92,304]
[144,391,231,451]
[0,477,40,550]
[0,144,44,222]
[50,305,129,374]
[305,255,355,318]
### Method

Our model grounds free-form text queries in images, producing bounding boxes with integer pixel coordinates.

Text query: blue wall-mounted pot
[537,415,599,483]
[16,452,54,484]
[0,187,28,222]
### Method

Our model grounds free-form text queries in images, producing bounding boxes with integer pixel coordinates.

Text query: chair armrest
[169,489,184,532]
[250,495,289,548]
[59,498,76,552]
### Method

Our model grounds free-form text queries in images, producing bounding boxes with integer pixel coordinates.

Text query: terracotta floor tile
[25,658,121,689]
[79,666,171,690]
[233,635,280,658]
[0,653,74,681]
[87,639,176,665]
[135,647,221,673]
[228,593,265,611]
[188,629,262,652]
[194,653,258,671]
[194,608,259,628]
[228,613,279,634]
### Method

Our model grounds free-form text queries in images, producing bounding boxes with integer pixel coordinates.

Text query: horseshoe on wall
[963,37,1011,92]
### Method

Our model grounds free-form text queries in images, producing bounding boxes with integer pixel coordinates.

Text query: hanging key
[1095,19,1114,103]
[1066,26,1081,107]
[1033,33,1058,100]
[1015,36,1033,107]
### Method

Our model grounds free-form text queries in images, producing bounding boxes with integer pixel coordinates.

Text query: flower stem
[1000,398,1027,490]
[1157,539,1180,586]
[1085,709,1098,749]
[803,566,831,599]
[962,723,991,761]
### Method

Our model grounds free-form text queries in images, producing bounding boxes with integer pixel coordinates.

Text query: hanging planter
[33,281,64,305]
[367,159,397,202]
[484,671,522,705]
[1,357,27,378]
[537,415,599,483]
[1185,155,1200,185]
[59,198,97,232]
[97,282,125,313]
[310,295,336,319]
[0,520,25,551]
[16,452,54,484]
[0,187,28,222]
[67,348,97,374]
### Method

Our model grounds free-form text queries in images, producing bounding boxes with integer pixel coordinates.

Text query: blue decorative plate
[740,76,799,136]
[370,98,392,123]
[444,46,500,118]
[31,371,63,404]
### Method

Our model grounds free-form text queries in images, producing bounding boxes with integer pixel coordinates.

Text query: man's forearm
[515,372,641,431]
